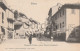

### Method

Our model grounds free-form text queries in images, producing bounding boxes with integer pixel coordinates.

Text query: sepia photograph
[0,0,80,51]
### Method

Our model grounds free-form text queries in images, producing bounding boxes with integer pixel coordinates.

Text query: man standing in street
[29,34,32,44]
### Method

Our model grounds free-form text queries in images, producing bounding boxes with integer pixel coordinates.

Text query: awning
[7,18,14,22]
[14,25,22,30]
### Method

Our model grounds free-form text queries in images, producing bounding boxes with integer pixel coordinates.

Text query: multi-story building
[6,8,14,39]
[48,4,80,41]
[29,18,38,35]
[0,0,8,41]
[14,14,29,39]
[0,0,14,42]
[45,8,52,38]
[45,4,62,38]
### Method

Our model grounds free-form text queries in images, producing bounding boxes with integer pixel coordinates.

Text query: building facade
[47,4,80,41]
[0,0,8,42]
[45,4,62,38]
[14,15,29,39]
[0,0,14,43]
[6,8,14,39]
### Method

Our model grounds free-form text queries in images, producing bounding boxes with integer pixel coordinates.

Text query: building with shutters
[47,4,80,41]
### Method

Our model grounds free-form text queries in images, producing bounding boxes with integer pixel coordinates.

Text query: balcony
[0,0,7,9]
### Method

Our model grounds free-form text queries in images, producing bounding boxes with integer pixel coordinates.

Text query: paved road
[0,38,80,51]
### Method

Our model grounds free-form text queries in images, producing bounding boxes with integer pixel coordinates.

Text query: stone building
[47,4,80,41]
[6,8,14,39]
[0,0,7,41]
[0,0,14,42]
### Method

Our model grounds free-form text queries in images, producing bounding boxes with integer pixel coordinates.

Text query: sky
[6,0,80,23]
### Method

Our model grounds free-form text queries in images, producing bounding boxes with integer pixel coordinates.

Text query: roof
[51,3,62,16]
[52,4,80,18]
[19,12,28,19]
[29,18,38,24]
[7,8,14,13]
[24,22,30,26]
[7,18,15,22]
[62,4,80,9]
[0,2,7,10]
[48,8,52,15]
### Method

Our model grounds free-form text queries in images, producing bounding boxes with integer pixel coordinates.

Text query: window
[1,26,5,35]
[63,10,64,15]
[53,17,55,20]
[57,14,59,18]
[56,24,59,29]
[55,16,57,20]
[2,12,4,23]
[60,12,61,17]
[16,33,18,35]
[58,24,59,29]
[60,23,61,28]
[56,25,57,29]
[62,22,64,27]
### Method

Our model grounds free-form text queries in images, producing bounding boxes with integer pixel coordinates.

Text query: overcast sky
[6,0,80,23]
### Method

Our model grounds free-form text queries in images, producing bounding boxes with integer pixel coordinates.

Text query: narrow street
[0,38,80,51]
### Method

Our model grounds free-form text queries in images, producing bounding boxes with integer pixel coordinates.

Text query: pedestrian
[29,34,32,44]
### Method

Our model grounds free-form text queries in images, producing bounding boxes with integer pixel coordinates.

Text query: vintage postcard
[0,0,80,51]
